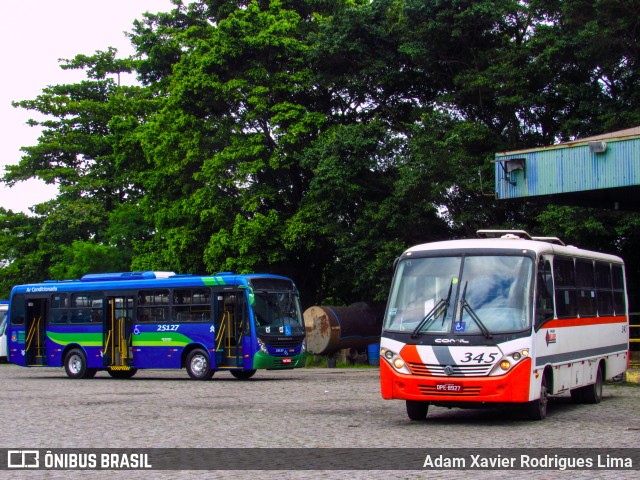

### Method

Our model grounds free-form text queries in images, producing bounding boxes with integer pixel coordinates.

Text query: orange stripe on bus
[400,344,423,364]
[543,316,627,328]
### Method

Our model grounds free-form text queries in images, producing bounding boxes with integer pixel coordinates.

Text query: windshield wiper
[458,281,492,339]
[411,280,454,338]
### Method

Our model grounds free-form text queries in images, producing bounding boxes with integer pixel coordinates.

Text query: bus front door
[103,297,135,368]
[215,292,244,368]
[25,298,47,366]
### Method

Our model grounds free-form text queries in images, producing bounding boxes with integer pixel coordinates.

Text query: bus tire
[406,400,429,421]
[582,363,603,404]
[231,369,256,380]
[108,368,138,379]
[570,387,585,403]
[186,349,212,380]
[525,373,549,420]
[64,349,89,379]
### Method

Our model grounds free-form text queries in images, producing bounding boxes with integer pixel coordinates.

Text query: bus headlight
[380,347,410,374]
[258,339,269,354]
[500,360,511,371]
[393,358,405,369]
[301,340,306,353]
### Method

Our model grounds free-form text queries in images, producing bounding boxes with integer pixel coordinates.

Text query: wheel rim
[69,355,82,375]
[191,355,207,376]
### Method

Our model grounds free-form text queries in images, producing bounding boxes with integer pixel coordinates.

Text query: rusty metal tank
[303,302,382,355]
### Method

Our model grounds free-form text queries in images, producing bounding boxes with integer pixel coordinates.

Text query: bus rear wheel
[582,363,603,404]
[406,400,429,421]
[186,349,212,380]
[64,349,92,379]
[231,369,256,380]
[108,368,138,379]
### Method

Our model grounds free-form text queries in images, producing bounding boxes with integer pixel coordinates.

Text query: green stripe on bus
[47,332,102,346]
[47,331,195,348]
[202,276,227,286]
[132,332,194,347]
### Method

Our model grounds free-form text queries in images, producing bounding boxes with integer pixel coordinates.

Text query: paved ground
[1,364,638,479]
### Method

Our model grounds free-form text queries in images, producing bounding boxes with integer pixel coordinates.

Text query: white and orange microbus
[380,230,629,421]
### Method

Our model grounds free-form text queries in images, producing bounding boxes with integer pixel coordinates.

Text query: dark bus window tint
[595,262,614,316]
[137,289,170,323]
[577,289,597,317]
[613,291,626,316]
[612,264,624,290]
[611,264,626,315]
[173,288,212,322]
[556,289,577,318]
[595,262,612,289]
[50,293,69,324]
[597,290,614,316]
[553,258,575,287]
[554,257,577,318]
[575,260,596,317]
[10,295,25,325]
[70,293,103,324]
[575,260,594,288]
[535,256,554,325]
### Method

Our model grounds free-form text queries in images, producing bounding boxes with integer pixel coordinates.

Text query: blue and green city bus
[7,271,307,379]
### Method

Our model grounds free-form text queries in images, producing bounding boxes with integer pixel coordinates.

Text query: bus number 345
[460,352,498,364]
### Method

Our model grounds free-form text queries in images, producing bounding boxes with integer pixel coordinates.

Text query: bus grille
[418,385,483,397]
[263,337,303,348]
[273,358,301,367]
[408,362,492,377]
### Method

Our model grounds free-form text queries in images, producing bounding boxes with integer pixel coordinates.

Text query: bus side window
[10,295,25,325]
[612,264,626,315]
[554,257,577,319]
[535,256,554,327]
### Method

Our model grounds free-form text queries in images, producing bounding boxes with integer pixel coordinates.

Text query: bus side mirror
[239,286,255,306]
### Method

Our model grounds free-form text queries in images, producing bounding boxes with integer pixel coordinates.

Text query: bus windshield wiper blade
[458,281,492,339]
[411,280,454,338]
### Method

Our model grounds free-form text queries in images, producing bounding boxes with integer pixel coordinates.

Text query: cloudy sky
[0,0,174,213]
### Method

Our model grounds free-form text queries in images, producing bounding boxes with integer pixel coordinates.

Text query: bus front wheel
[186,349,212,380]
[406,400,429,421]
[64,349,92,379]
[526,373,549,420]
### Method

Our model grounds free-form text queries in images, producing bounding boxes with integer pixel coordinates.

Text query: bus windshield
[384,255,533,334]
[252,291,305,336]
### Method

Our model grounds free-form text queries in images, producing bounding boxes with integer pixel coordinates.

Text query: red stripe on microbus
[543,315,627,329]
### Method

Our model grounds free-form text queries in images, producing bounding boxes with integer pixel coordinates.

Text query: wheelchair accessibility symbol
[454,322,466,332]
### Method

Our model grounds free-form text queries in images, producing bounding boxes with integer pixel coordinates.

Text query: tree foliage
[2,0,640,307]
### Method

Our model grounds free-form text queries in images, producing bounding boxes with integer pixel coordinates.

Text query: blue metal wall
[494,135,640,201]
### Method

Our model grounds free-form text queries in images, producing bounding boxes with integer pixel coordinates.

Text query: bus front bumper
[253,351,307,370]
[380,357,532,404]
